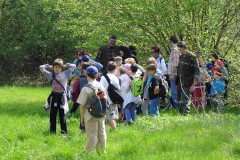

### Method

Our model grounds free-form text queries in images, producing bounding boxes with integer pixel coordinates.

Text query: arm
[170,50,179,80]
[95,47,102,62]
[80,104,85,126]
[39,64,50,73]
[190,57,200,92]
[89,59,103,72]
[160,58,168,75]
[64,63,76,72]
[72,59,81,76]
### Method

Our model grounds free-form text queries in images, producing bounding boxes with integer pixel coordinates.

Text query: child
[67,62,94,132]
[39,58,76,134]
[146,63,162,116]
[122,64,142,124]
[100,61,120,130]
[119,63,132,121]
[114,56,123,78]
[192,59,207,108]
[142,58,162,115]
[76,66,107,151]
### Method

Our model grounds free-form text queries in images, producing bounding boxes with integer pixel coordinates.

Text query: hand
[81,118,85,126]
[169,75,174,81]
[189,85,195,93]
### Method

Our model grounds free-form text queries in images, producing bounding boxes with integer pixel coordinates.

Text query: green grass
[0,86,240,160]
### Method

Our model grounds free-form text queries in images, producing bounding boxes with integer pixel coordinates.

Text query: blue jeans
[170,75,178,109]
[125,102,137,123]
[150,97,160,116]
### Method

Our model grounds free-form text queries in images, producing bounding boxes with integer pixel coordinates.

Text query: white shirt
[155,56,167,76]
[100,73,120,104]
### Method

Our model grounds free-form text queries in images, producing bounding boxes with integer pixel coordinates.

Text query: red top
[212,60,223,78]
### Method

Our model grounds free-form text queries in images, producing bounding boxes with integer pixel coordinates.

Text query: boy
[39,58,76,134]
[122,64,142,124]
[100,61,120,130]
[113,56,122,78]
[68,62,94,132]
[146,63,162,116]
[77,66,107,151]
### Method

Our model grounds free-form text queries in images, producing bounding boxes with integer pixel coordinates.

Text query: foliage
[0,86,240,159]
[0,0,240,103]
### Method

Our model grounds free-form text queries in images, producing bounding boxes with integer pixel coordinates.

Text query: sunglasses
[77,54,82,56]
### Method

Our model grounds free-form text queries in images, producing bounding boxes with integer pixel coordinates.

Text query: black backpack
[104,75,124,104]
[85,84,107,118]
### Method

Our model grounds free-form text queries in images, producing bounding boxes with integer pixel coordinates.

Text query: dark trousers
[70,102,79,114]
[50,103,67,134]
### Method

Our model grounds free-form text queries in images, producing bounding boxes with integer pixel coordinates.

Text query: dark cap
[86,66,98,77]
[81,55,90,62]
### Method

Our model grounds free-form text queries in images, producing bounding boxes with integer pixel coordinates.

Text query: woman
[119,45,138,64]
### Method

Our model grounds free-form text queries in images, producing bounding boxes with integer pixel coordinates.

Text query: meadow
[0,86,240,160]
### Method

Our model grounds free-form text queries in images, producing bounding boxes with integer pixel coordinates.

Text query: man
[176,41,200,116]
[77,66,107,151]
[151,45,167,77]
[168,36,180,109]
[95,35,119,74]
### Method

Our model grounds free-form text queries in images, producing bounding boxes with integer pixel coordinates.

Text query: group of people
[39,35,228,152]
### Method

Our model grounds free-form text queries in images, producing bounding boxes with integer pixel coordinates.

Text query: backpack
[85,84,107,118]
[159,77,169,97]
[71,75,86,103]
[104,75,124,104]
[50,73,71,101]
[128,75,144,96]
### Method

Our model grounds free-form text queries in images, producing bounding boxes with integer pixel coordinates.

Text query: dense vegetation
[0,0,240,104]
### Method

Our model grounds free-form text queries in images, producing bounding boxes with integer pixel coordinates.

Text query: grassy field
[0,86,240,160]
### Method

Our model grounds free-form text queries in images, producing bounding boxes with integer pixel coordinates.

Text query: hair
[76,48,87,56]
[151,45,160,53]
[107,61,117,72]
[86,73,97,79]
[130,64,138,73]
[170,36,178,44]
[52,58,64,68]
[146,57,157,66]
[119,45,132,57]
[177,41,187,49]
[124,58,136,64]
[129,45,137,56]
[82,62,94,70]
[211,52,219,60]
[146,64,157,72]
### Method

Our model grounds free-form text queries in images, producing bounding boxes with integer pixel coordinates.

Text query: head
[124,58,136,65]
[86,66,98,80]
[123,63,131,71]
[129,45,137,56]
[82,55,90,62]
[130,64,138,73]
[206,62,212,70]
[211,52,219,61]
[107,61,117,72]
[146,57,157,66]
[177,41,188,55]
[151,45,160,58]
[119,45,131,57]
[169,36,178,45]
[76,48,87,60]
[52,58,64,74]
[114,56,122,67]
[108,35,117,47]
[146,64,157,76]
[82,62,94,75]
